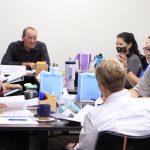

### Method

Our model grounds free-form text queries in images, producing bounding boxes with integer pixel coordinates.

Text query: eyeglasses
[143,47,150,52]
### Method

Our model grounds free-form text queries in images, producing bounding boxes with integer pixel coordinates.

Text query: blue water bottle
[95,53,103,68]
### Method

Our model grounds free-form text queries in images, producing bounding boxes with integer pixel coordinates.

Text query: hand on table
[3,83,22,90]
[22,62,36,69]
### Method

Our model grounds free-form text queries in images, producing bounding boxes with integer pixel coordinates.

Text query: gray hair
[22,26,37,37]
[96,58,126,93]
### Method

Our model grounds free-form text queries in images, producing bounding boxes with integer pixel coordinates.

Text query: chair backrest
[138,54,148,70]
[95,131,150,150]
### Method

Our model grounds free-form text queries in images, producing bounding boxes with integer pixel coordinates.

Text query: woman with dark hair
[116,32,143,89]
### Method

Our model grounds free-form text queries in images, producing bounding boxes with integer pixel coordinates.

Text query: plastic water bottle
[58,88,69,107]
[94,53,103,68]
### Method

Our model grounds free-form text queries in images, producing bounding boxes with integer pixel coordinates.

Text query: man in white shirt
[75,58,150,150]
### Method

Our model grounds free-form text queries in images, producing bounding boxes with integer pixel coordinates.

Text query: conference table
[0,73,81,150]
[0,116,81,150]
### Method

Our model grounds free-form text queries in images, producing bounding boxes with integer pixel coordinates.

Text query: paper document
[0,117,38,124]
[0,95,26,111]
[25,98,39,106]
[7,73,24,83]
[65,105,94,123]
[0,95,33,117]
[0,73,8,82]
[0,110,34,117]
[26,69,35,75]
[25,98,39,109]
[0,72,24,84]
[0,65,26,75]
[51,105,94,124]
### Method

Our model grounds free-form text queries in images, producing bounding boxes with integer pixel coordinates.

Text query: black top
[1,41,50,65]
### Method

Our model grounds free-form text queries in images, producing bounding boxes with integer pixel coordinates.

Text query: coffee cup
[37,104,50,120]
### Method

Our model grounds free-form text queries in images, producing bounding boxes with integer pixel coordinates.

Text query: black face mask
[116,47,127,54]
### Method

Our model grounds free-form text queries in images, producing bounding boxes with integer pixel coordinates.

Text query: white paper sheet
[0,96,36,122]
[0,110,34,117]
[0,117,38,124]
[0,65,26,75]
[0,73,8,82]
[25,98,39,106]
[7,73,24,83]
[0,71,24,84]
[65,105,94,123]
[26,69,36,75]
[0,95,27,112]
[51,105,94,124]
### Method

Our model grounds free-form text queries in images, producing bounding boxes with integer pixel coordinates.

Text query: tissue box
[77,73,100,100]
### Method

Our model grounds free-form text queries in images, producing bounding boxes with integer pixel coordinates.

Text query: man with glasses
[130,36,150,97]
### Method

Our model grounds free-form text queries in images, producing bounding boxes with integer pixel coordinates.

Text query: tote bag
[40,71,62,98]
[77,73,100,100]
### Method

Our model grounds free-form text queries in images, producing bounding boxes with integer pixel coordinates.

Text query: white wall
[0,0,150,69]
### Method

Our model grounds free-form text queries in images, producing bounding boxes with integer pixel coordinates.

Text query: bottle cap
[38,92,45,100]
[65,58,76,64]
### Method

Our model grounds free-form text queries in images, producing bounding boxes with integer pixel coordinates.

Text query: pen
[8,119,27,121]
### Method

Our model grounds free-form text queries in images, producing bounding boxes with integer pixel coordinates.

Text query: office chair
[95,131,150,150]
[64,131,150,150]
[138,54,148,70]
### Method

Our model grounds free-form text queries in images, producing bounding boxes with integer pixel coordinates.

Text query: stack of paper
[0,95,38,124]
[0,65,26,75]
[25,98,39,109]
[0,95,33,117]
[0,73,7,82]
[7,72,24,83]
[0,65,25,84]
[26,69,35,75]
[64,105,94,123]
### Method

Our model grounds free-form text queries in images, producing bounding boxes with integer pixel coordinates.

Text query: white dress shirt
[76,89,150,150]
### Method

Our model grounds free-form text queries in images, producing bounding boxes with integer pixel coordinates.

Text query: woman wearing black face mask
[116,32,143,89]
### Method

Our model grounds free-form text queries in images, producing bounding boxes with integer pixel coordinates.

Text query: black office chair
[64,131,150,150]
[138,54,148,70]
[95,131,150,150]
